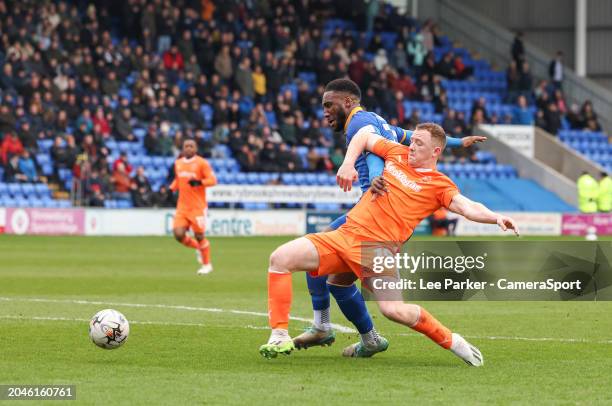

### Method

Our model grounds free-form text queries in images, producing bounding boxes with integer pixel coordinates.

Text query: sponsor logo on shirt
[385,162,422,192]
[177,171,196,178]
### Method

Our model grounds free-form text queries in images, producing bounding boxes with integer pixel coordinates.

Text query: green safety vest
[599,176,612,212]
[577,174,598,213]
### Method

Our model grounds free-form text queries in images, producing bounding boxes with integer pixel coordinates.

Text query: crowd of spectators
[0,0,456,207]
[0,0,605,208]
[506,32,602,134]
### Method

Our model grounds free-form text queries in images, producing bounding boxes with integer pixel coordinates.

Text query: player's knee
[173,229,185,242]
[269,247,290,274]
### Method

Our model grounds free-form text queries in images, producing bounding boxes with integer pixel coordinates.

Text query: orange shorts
[305,229,372,279]
[173,208,207,234]
[306,229,402,280]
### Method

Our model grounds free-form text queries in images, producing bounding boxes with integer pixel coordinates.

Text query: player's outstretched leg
[293,274,336,349]
[376,300,483,366]
[260,237,320,359]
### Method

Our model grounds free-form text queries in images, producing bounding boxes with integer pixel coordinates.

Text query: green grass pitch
[1,235,611,405]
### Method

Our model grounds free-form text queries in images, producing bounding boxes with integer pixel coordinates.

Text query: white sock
[313,308,331,331]
[360,328,382,348]
[268,329,290,344]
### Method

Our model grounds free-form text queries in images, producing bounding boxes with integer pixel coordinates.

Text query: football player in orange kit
[259,122,520,365]
[170,139,217,275]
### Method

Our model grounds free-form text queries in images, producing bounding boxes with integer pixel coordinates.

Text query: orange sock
[411,306,453,349]
[180,235,199,249]
[268,272,292,329]
[199,238,210,264]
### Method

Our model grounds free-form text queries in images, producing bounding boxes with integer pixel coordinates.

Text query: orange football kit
[170,156,216,263]
[307,138,458,279]
[269,139,459,349]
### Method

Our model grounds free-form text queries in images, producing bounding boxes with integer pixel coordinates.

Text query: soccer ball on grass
[89,309,130,349]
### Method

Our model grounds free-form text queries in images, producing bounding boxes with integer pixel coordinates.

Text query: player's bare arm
[461,135,487,147]
[448,194,520,236]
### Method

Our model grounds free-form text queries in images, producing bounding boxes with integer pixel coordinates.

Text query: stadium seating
[0,8,584,213]
[558,130,611,172]
[455,178,575,212]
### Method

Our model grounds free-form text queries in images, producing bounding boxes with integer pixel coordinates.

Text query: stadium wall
[476,125,578,206]
[0,208,306,237]
[1,207,610,237]
[532,127,608,181]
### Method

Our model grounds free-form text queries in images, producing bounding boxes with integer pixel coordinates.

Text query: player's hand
[336,163,358,192]
[461,135,487,147]
[188,179,202,187]
[497,215,520,236]
[370,176,388,200]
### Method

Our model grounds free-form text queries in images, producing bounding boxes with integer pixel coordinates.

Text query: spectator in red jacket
[93,107,111,138]
[1,132,24,165]
[111,161,132,200]
[348,50,367,86]
[393,90,406,124]
[163,46,184,71]
[113,151,133,174]
[392,70,417,99]
[454,56,474,80]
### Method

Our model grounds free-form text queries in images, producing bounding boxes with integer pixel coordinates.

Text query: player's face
[322,91,349,132]
[183,141,197,158]
[408,130,440,167]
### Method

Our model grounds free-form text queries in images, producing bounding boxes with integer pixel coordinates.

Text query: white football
[89,309,130,349]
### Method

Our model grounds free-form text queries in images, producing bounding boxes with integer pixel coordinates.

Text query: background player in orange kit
[170,138,217,275]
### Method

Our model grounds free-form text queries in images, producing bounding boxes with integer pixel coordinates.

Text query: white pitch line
[3,314,610,345]
[5,297,608,345]
[0,315,270,330]
[0,296,356,333]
